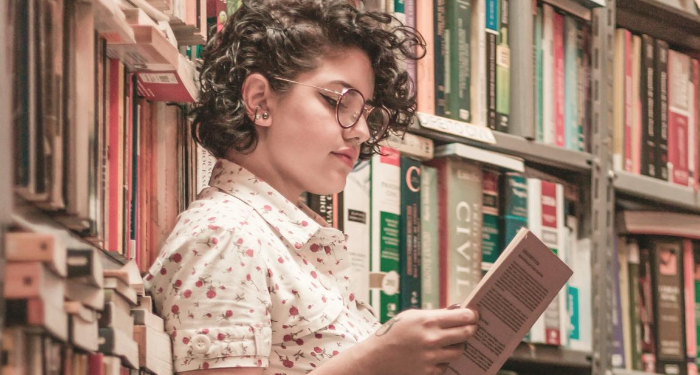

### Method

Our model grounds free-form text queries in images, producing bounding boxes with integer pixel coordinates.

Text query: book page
[447,228,573,375]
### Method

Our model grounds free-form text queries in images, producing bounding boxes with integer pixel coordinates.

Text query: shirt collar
[208,159,324,250]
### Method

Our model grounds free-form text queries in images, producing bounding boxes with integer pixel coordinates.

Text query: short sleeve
[145,209,273,372]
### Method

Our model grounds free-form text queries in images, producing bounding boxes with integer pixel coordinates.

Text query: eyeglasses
[272,77,390,144]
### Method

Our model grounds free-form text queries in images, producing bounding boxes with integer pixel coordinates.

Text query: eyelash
[319,93,338,108]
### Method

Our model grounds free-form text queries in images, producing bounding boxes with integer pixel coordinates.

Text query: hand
[351,307,480,375]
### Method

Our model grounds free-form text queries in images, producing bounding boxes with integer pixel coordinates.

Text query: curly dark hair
[191,0,425,159]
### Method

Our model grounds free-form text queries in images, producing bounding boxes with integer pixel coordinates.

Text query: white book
[470,0,487,126]
[526,178,545,344]
[343,160,372,304]
[369,147,402,322]
[380,132,434,160]
[435,143,524,172]
[555,183,569,347]
[542,4,555,146]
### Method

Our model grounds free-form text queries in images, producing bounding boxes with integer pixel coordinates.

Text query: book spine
[541,5,554,145]
[481,169,500,275]
[667,50,690,186]
[343,160,371,304]
[683,239,698,375]
[655,40,669,182]
[434,0,448,116]
[534,5,543,142]
[541,180,562,345]
[651,239,687,375]
[632,35,643,175]
[370,147,402,322]
[438,157,482,306]
[400,155,422,311]
[617,236,632,368]
[612,235,626,367]
[639,242,657,372]
[485,0,498,130]
[495,0,509,132]
[564,16,578,151]
[624,31,634,172]
[416,0,435,114]
[552,11,565,148]
[501,172,527,246]
[420,165,440,310]
[446,0,471,121]
[613,29,626,170]
[628,239,644,370]
[689,59,699,188]
[694,60,700,189]
[470,0,486,126]
[525,178,544,343]
[641,34,657,179]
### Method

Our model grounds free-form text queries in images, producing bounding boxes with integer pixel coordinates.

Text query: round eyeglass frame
[272,76,391,143]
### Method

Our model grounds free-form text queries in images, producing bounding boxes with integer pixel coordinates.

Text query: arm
[180,369,263,375]
[180,308,477,375]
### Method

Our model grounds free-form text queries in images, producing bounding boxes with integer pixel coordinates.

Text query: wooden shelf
[617,0,700,51]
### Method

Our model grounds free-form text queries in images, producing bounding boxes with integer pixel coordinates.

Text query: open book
[448,228,574,375]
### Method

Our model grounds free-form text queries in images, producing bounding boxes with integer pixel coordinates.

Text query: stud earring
[262,112,269,120]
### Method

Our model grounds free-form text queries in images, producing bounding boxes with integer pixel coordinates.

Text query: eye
[319,93,338,108]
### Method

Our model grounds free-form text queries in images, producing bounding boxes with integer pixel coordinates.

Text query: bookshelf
[6,0,700,374]
[412,117,593,173]
[615,171,700,212]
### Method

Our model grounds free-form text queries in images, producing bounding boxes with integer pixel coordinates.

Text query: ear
[241,73,275,127]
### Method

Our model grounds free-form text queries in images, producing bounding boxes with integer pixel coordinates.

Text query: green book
[420,166,440,310]
[481,169,501,275]
[446,0,471,121]
[495,0,510,131]
[400,155,422,311]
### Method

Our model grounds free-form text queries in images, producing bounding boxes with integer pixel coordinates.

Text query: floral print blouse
[144,159,380,373]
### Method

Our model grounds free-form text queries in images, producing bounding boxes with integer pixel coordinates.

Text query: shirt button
[191,334,212,354]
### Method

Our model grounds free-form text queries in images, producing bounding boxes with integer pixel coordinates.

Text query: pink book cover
[624,31,634,172]
[553,12,565,148]
[693,59,700,189]
[668,51,690,186]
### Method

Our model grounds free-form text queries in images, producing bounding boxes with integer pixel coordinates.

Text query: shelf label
[417,113,497,144]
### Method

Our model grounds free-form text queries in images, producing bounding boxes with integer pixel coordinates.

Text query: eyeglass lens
[338,90,389,143]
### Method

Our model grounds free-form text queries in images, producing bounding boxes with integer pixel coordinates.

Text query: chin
[307,176,348,196]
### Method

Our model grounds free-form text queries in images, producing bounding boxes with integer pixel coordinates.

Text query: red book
[693,59,700,189]
[667,50,690,186]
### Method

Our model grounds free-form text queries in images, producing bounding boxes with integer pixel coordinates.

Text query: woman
[144,1,479,374]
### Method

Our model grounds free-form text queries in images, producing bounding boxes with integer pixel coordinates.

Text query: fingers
[436,324,479,347]
[435,343,466,363]
[434,308,479,329]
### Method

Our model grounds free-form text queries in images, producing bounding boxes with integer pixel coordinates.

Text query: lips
[332,149,358,169]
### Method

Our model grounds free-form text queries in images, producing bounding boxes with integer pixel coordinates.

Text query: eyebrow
[325,79,377,104]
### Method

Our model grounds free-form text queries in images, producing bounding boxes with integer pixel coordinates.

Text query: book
[343,160,371,304]
[446,227,573,375]
[4,232,67,277]
[400,155,422,310]
[420,165,440,309]
[64,300,99,352]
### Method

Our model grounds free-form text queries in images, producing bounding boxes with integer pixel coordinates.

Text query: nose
[344,112,371,145]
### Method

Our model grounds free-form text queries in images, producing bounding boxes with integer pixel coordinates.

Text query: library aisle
[4,0,700,375]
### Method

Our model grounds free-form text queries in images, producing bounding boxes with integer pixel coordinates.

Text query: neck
[224,149,302,204]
